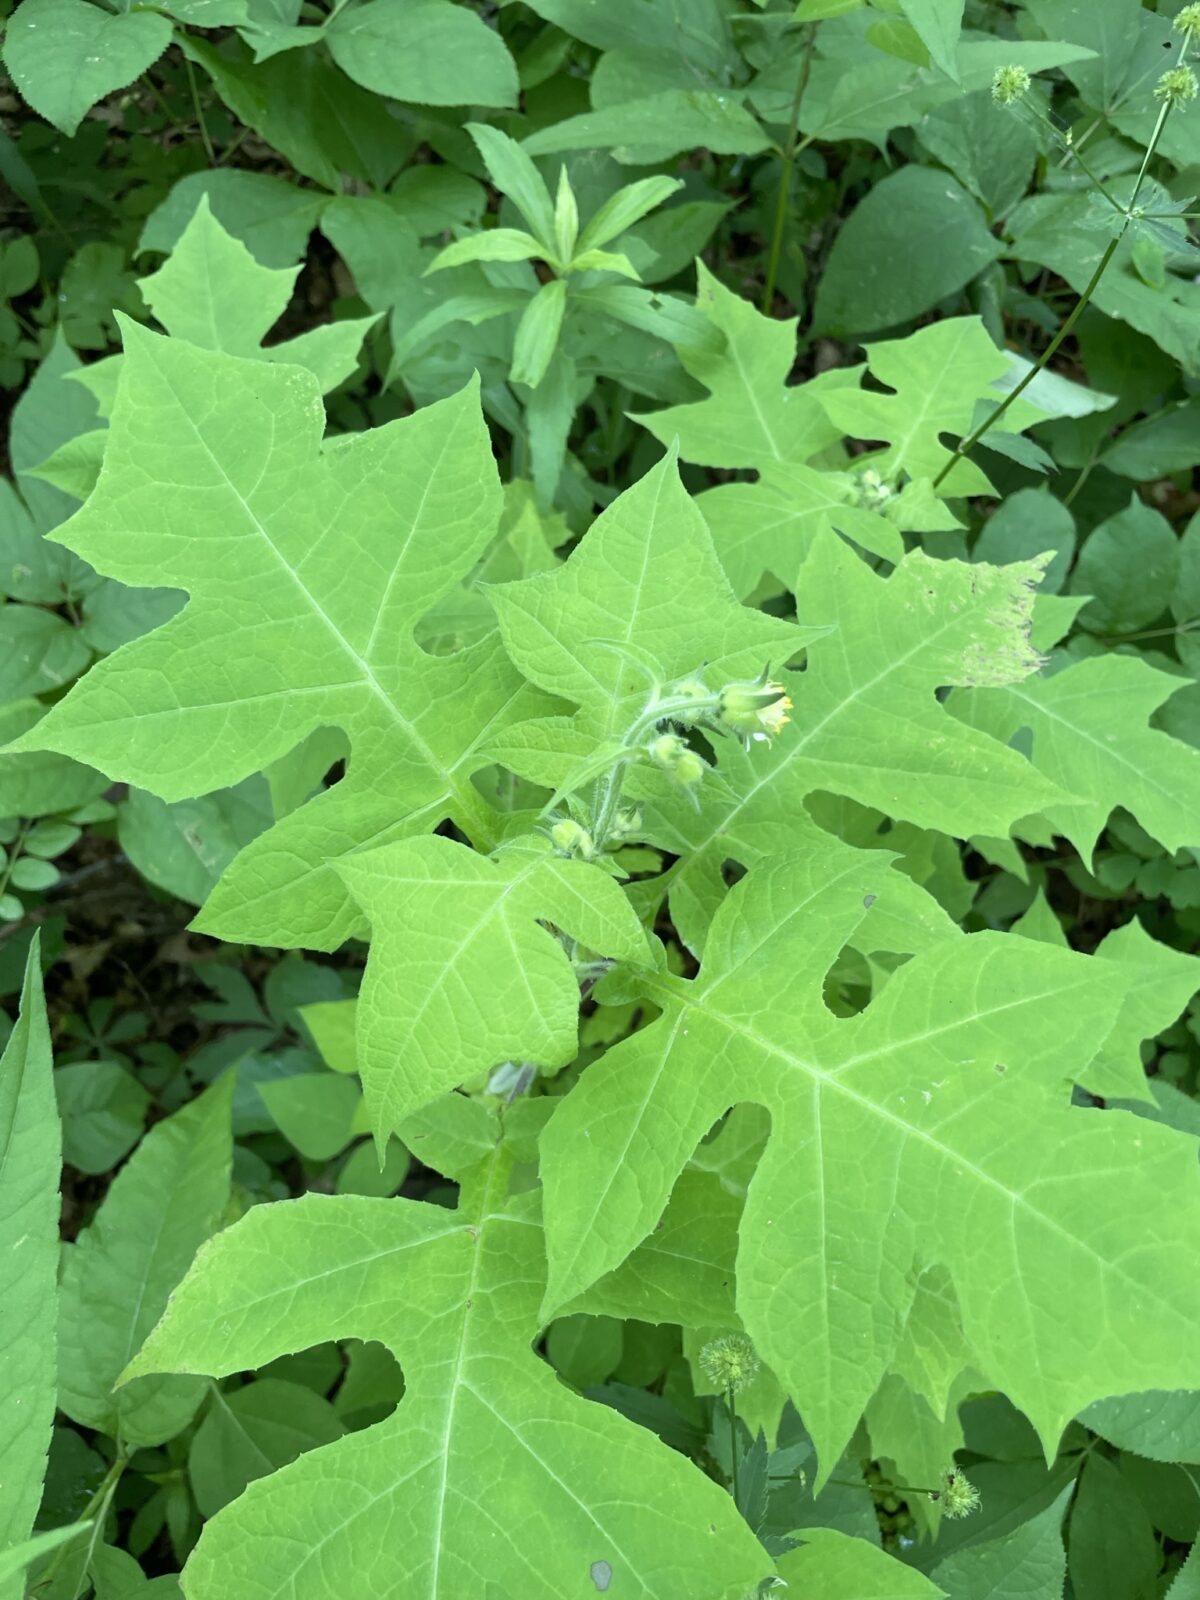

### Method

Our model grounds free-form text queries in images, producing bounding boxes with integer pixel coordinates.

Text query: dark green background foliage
[2,1,1200,1596]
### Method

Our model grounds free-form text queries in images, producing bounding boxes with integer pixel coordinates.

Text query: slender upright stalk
[932,235,1119,489]
[761,25,816,314]
[727,1387,740,1507]
[185,54,216,166]
[935,38,1192,491]
[32,1451,127,1593]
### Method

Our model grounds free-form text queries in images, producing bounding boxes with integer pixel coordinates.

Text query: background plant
[3,2,1200,1597]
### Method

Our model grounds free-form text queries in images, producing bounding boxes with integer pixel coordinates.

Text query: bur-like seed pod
[1175,3,1200,40]
[939,1467,981,1520]
[699,1333,760,1395]
[991,64,1031,105]
[1156,65,1199,104]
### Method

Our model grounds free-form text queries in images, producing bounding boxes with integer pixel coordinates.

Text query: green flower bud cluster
[648,731,706,790]
[1176,3,1200,40]
[852,466,893,510]
[1156,65,1199,105]
[991,64,1031,105]
[698,1333,760,1395]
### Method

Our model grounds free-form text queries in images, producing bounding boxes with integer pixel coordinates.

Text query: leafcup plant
[2,2,1200,1598]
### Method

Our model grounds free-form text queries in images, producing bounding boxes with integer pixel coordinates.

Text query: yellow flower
[718,678,792,743]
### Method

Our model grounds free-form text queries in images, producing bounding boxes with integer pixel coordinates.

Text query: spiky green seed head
[1156,65,1199,104]
[699,1333,760,1395]
[991,64,1031,105]
[940,1468,981,1520]
[1175,3,1200,39]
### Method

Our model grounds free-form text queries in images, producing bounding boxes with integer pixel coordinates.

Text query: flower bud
[1175,3,1200,39]
[853,466,893,509]
[991,64,1031,105]
[699,1333,760,1395]
[550,818,596,859]
[649,732,686,769]
[673,750,706,787]
[1156,65,1198,104]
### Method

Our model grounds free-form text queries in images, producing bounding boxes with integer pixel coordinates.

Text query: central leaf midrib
[156,355,495,844]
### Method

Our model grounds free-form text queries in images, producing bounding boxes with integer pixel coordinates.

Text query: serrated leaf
[646,534,1067,953]
[325,0,518,109]
[2,0,172,136]
[953,653,1200,860]
[775,1528,944,1594]
[188,1379,345,1517]
[818,317,1045,496]
[539,848,1200,1471]
[931,1484,1069,1598]
[0,939,57,1591]
[126,1146,772,1598]
[488,449,811,762]
[14,328,547,949]
[58,1075,233,1447]
[339,833,647,1138]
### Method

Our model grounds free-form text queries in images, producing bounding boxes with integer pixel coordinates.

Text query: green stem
[728,1387,740,1508]
[184,53,216,166]
[934,42,1189,494]
[588,687,723,848]
[761,25,816,315]
[932,234,1120,491]
[32,1451,127,1594]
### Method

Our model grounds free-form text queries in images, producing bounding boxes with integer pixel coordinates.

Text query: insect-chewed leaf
[649,531,1068,952]
[337,832,648,1138]
[539,846,1200,1473]
[12,325,548,949]
[125,1144,773,1599]
[954,650,1200,860]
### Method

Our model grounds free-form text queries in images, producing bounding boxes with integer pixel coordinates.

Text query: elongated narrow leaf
[13,329,547,948]
[126,1146,772,1599]
[0,938,57,1590]
[540,847,1200,1470]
